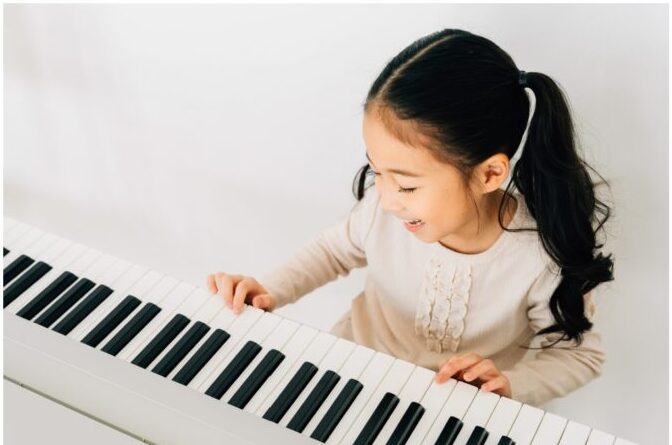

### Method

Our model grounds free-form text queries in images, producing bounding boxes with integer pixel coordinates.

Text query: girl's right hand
[206,272,277,314]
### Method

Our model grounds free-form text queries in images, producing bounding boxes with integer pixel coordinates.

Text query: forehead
[362,109,440,171]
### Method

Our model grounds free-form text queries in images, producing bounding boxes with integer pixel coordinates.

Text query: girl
[206,28,614,408]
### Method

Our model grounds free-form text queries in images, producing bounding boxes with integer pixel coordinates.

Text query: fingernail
[463,373,472,381]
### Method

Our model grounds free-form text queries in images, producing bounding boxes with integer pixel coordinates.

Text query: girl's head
[362,100,514,247]
[354,28,614,347]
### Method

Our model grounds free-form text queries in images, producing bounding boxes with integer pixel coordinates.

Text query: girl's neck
[438,189,518,255]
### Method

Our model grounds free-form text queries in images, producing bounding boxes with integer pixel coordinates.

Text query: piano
[3,216,639,445]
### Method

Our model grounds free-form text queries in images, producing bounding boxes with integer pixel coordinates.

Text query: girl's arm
[258,188,380,308]
[501,265,606,407]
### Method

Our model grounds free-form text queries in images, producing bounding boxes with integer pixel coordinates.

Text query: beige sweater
[259,186,605,407]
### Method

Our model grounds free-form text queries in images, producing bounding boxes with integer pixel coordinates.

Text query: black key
[34,278,95,328]
[287,370,341,433]
[311,378,363,443]
[131,314,190,368]
[434,416,463,445]
[3,247,9,256]
[4,254,34,285]
[101,303,161,356]
[263,362,319,423]
[52,285,114,335]
[81,295,141,347]
[205,341,262,400]
[387,401,425,445]
[465,426,489,445]
[353,392,400,445]
[228,349,285,409]
[3,261,52,307]
[497,436,515,445]
[152,321,210,377]
[172,329,229,385]
[16,271,78,320]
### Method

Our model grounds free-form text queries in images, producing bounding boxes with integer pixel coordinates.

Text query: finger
[206,275,217,294]
[214,273,237,308]
[436,353,482,383]
[252,294,275,311]
[462,359,496,382]
[232,280,250,314]
[481,375,507,393]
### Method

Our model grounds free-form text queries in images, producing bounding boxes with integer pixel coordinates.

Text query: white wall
[3,4,667,444]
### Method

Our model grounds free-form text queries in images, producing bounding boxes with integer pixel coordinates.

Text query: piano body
[3,216,639,445]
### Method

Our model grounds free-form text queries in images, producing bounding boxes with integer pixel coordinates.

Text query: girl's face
[362,109,502,248]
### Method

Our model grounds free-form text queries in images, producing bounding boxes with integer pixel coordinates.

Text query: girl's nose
[377,185,404,214]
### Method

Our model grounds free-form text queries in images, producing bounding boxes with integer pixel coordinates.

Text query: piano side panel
[4,379,145,444]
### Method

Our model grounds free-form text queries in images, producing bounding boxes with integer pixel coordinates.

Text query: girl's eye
[370,168,416,194]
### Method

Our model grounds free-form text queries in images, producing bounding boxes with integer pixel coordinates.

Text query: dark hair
[352,28,614,348]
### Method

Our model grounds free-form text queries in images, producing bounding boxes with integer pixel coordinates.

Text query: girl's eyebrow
[366,152,424,178]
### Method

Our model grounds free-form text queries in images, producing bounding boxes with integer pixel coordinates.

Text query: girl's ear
[477,153,510,192]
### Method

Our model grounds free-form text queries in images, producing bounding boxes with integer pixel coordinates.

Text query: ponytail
[509,72,614,346]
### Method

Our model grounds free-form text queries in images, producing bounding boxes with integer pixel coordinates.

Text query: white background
[3,4,667,444]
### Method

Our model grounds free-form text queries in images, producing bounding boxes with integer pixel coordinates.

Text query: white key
[4,221,31,248]
[281,337,356,428]
[197,309,281,396]
[94,274,178,349]
[7,244,100,315]
[3,221,32,249]
[3,216,18,231]
[254,331,338,418]
[421,381,478,445]
[141,289,216,371]
[188,306,264,391]
[162,293,234,380]
[221,317,301,403]
[404,377,458,445]
[327,352,395,445]
[4,228,53,273]
[559,421,591,444]
[586,429,616,445]
[303,345,375,438]
[191,291,230,324]
[38,253,121,327]
[244,324,319,415]
[614,438,638,445]
[167,301,240,378]
[484,396,522,445]
[508,404,545,445]
[118,281,197,360]
[373,366,436,445]
[453,390,500,445]
[340,359,415,445]
[5,240,84,314]
[69,265,153,341]
[530,412,567,445]
[52,257,134,332]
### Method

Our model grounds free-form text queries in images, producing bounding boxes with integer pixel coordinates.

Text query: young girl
[206,28,614,408]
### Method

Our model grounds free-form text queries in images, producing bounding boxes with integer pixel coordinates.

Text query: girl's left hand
[435,353,512,398]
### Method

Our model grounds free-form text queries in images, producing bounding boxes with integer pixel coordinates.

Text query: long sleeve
[258,188,380,308]
[501,262,606,407]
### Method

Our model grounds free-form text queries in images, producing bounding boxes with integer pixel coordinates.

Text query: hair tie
[518,70,529,88]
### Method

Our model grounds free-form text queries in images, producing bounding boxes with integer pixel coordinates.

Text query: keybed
[3,217,638,445]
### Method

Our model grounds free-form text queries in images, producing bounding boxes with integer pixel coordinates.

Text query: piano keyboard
[3,216,638,445]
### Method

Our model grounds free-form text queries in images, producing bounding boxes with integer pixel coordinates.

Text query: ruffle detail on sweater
[414,254,472,353]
